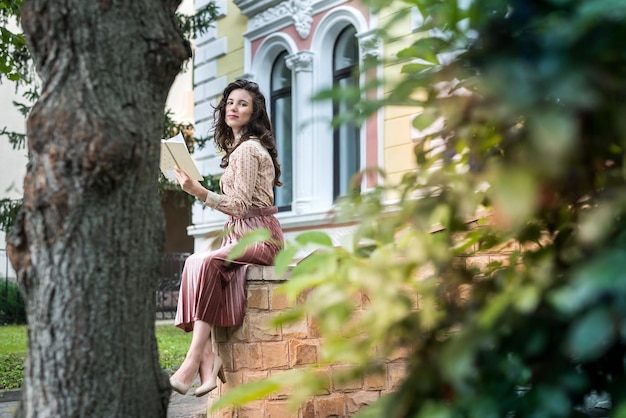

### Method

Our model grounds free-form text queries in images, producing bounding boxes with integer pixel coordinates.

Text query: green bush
[0,354,25,390]
[0,280,26,325]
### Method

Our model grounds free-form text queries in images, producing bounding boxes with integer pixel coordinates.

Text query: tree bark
[7,1,191,416]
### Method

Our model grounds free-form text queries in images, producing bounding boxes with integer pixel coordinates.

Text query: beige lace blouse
[204,138,275,218]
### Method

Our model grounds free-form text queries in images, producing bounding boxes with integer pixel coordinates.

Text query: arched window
[270,51,293,210]
[333,25,360,200]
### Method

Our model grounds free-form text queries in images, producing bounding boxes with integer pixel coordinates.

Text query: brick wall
[204,266,410,418]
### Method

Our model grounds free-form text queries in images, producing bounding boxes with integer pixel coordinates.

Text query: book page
[159,132,203,181]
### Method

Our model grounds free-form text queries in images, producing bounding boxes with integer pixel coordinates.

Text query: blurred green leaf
[226,228,271,262]
[567,308,614,361]
[295,231,334,247]
[273,245,298,277]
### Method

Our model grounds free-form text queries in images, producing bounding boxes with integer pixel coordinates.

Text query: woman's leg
[170,320,212,387]
[198,337,215,385]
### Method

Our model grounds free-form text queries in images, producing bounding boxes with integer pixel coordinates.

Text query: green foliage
[176,3,219,39]
[0,324,26,390]
[0,280,25,324]
[155,324,193,372]
[0,324,26,354]
[0,0,28,83]
[225,229,272,262]
[215,0,626,416]
[0,354,24,389]
[0,198,21,233]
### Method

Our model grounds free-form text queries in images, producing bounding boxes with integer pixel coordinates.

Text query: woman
[169,80,284,397]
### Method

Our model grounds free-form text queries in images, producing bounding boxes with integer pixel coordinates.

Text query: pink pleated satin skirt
[174,207,283,331]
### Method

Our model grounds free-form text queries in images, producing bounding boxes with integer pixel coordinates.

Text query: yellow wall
[379,5,424,189]
[217,1,247,81]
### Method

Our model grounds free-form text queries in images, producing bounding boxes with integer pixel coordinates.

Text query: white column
[285,50,317,214]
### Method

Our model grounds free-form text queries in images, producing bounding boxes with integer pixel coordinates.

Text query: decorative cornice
[237,0,349,42]
[356,29,381,59]
[232,0,283,19]
[289,0,314,39]
[248,0,314,39]
[285,51,314,72]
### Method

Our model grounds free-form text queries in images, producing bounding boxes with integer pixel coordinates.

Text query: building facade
[190,0,420,248]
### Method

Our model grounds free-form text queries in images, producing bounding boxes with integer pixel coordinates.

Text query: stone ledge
[246,265,290,282]
[0,389,20,403]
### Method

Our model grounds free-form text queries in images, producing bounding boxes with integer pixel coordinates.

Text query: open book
[160,132,203,182]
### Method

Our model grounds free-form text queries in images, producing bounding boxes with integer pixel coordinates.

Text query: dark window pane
[270,51,293,210]
[333,26,360,200]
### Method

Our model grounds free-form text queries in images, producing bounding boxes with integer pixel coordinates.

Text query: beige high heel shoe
[170,375,195,395]
[194,354,226,397]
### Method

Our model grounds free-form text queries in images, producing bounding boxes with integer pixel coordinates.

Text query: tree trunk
[7,1,191,416]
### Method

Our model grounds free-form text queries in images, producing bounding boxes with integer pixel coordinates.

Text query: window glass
[333,26,360,200]
[270,51,293,210]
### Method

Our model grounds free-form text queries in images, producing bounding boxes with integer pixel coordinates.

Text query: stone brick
[242,369,269,383]
[208,401,235,418]
[270,287,292,310]
[488,255,511,266]
[296,288,312,305]
[263,265,291,281]
[248,285,270,310]
[307,316,321,338]
[221,370,242,393]
[363,370,386,390]
[289,340,318,367]
[261,341,290,369]
[268,370,295,399]
[248,312,282,342]
[388,360,408,390]
[466,255,491,271]
[228,323,248,343]
[315,394,346,418]
[415,263,435,280]
[345,310,364,333]
[233,342,262,370]
[266,400,298,418]
[282,318,309,339]
[345,391,380,415]
[213,326,230,343]
[458,283,472,304]
[261,265,283,281]
[246,266,264,282]
[452,232,478,254]
[311,368,332,395]
[219,344,234,371]
[488,239,519,253]
[301,399,315,418]
[332,364,362,392]
[452,256,466,269]
[387,345,412,361]
[238,400,265,418]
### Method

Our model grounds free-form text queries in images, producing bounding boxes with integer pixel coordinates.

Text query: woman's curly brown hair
[212,79,283,187]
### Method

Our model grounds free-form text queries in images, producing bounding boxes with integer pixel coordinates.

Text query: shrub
[0,280,26,325]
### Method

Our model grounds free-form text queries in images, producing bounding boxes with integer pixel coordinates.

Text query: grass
[0,324,191,390]
[0,325,27,390]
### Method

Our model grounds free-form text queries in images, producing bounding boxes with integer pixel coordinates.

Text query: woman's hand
[173,167,208,201]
